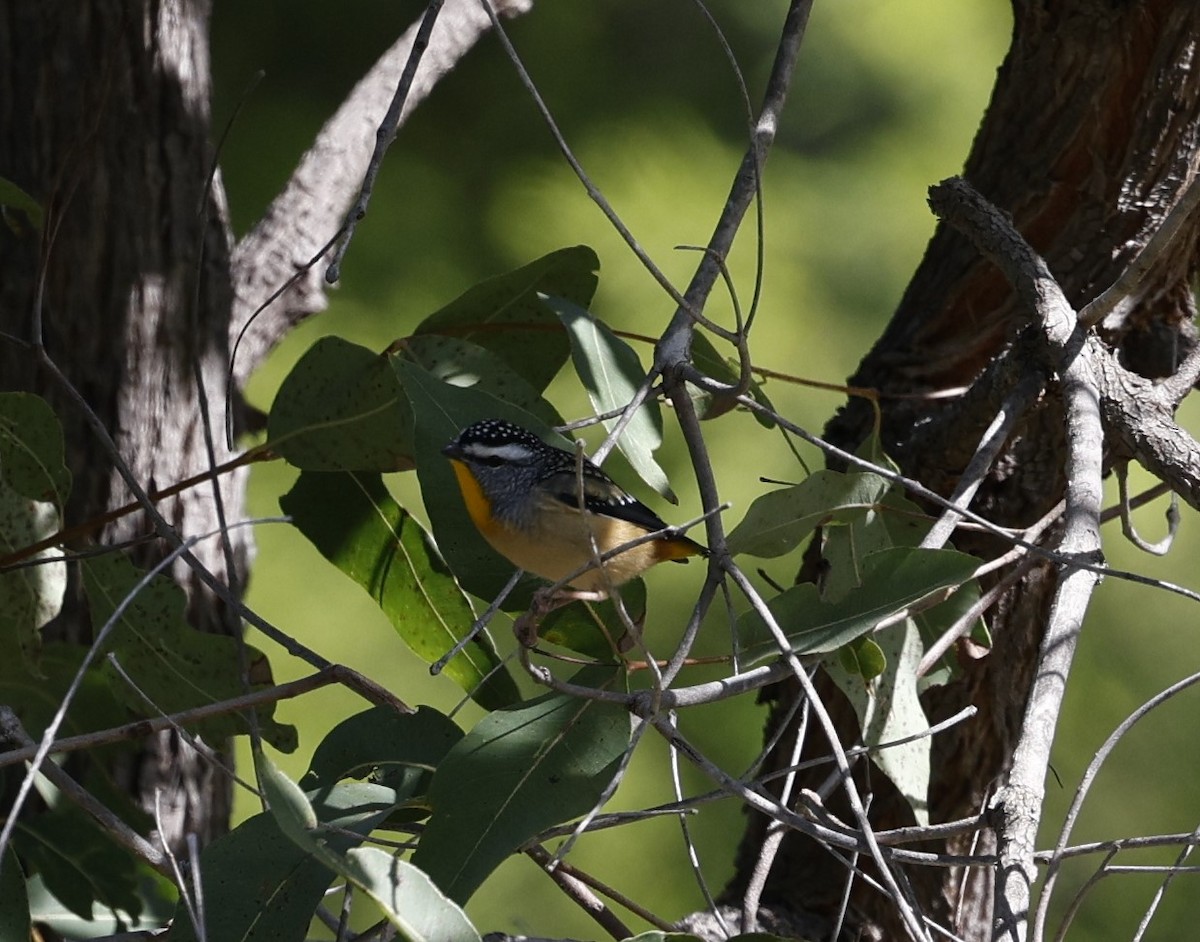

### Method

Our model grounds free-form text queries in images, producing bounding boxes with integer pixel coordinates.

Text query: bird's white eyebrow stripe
[461,441,535,462]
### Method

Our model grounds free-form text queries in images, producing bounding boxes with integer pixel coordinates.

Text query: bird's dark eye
[480,455,506,467]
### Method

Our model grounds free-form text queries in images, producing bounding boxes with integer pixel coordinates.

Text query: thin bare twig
[1033,668,1200,939]
[0,708,173,880]
[927,176,1105,942]
[325,1,445,283]
[524,845,634,941]
[1114,461,1179,555]
[921,371,1043,550]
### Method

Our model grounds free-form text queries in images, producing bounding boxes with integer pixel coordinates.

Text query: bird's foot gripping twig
[513,586,610,647]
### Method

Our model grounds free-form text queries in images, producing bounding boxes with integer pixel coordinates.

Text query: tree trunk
[723,2,1200,938]
[0,0,243,849]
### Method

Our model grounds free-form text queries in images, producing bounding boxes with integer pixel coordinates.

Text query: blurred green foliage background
[209,2,1200,938]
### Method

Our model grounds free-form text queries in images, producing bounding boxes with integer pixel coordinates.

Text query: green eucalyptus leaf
[737,547,979,665]
[268,336,413,471]
[414,245,599,392]
[412,667,630,903]
[82,554,295,750]
[549,295,674,501]
[344,849,482,942]
[726,470,890,558]
[302,704,464,797]
[281,470,519,710]
[170,776,400,942]
[403,334,562,427]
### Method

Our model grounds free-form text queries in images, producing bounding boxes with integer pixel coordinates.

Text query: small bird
[442,419,705,596]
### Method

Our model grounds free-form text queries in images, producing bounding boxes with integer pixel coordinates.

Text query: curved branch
[228,0,533,387]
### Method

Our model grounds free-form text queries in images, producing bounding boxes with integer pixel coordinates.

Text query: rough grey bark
[0,0,243,849]
[721,2,1200,939]
[0,0,534,862]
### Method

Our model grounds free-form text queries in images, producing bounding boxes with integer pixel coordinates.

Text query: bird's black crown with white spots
[442,418,669,532]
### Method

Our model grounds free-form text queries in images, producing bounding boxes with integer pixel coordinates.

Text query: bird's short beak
[441,441,462,459]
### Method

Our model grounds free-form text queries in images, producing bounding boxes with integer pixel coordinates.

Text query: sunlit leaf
[737,547,979,665]
[281,470,519,710]
[25,870,175,939]
[268,336,413,471]
[825,619,931,826]
[726,470,890,558]
[0,482,65,675]
[0,396,71,673]
[549,295,674,500]
[344,848,482,942]
[412,667,630,902]
[402,334,561,427]
[413,245,598,393]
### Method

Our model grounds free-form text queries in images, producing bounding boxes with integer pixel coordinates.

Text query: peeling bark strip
[730,4,1200,940]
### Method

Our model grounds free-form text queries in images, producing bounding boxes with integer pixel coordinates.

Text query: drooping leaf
[82,553,296,750]
[396,357,567,607]
[412,668,630,903]
[737,547,980,666]
[413,245,598,392]
[0,846,31,942]
[258,749,319,842]
[0,481,65,675]
[302,704,463,800]
[549,295,674,500]
[343,848,482,942]
[688,329,776,426]
[815,479,968,826]
[268,336,413,471]
[825,619,931,826]
[248,756,482,942]
[725,470,891,558]
[281,471,519,710]
[170,775,400,942]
